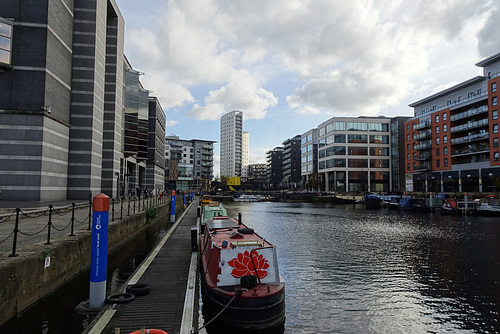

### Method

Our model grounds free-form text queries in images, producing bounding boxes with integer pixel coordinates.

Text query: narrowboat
[199,216,285,331]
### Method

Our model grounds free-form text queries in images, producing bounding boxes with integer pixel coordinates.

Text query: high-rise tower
[220,110,243,177]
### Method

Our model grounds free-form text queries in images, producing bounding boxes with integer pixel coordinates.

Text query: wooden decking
[85,202,200,334]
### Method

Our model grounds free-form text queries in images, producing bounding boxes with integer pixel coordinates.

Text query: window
[443,124,447,132]
[407,163,410,171]
[436,137,440,145]
[407,144,410,151]
[443,135,447,144]
[347,122,367,131]
[494,138,499,148]
[407,134,410,141]
[444,147,448,155]
[370,135,389,144]
[495,152,499,162]
[435,126,439,134]
[443,112,447,121]
[348,134,368,143]
[406,124,410,132]
[494,124,499,134]
[444,158,448,167]
[435,115,439,123]
[493,97,498,106]
[0,19,13,66]
[492,82,497,93]
[407,153,410,161]
[436,148,440,156]
[436,159,440,167]
[493,110,498,120]
[369,123,389,132]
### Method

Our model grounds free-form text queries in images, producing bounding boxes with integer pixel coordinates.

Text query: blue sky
[115,0,499,177]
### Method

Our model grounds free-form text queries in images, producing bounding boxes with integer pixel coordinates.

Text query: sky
[115,0,500,178]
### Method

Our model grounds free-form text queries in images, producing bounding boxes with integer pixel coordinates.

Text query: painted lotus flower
[228,250,269,279]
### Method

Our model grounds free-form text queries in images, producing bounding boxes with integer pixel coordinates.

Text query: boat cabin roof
[206,218,240,230]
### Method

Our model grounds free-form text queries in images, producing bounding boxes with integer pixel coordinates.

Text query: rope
[0,230,14,245]
[191,291,241,333]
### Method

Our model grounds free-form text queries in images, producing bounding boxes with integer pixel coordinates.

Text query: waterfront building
[147,97,167,192]
[391,116,411,192]
[241,131,249,180]
[165,136,215,191]
[247,163,267,190]
[266,147,283,190]
[300,128,319,188]
[406,51,500,194]
[0,0,165,201]
[316,116,392,193]
[281,135,302,190]
[220,110,243,177]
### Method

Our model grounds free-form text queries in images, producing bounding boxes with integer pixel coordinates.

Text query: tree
[306,172,322,191]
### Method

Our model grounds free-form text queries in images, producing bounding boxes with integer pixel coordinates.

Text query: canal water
[3,201,500,333]
[220,201,500,333]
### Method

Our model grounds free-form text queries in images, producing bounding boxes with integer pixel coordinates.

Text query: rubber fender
[126,283,150,296]
[105,292,135,304]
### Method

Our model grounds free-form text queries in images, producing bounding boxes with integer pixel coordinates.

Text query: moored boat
[476,195,500,216]
[364,194,381,209]
[233,194,260,202]
[441,198,475,214]
[201,200,228,225]
[199,216,285,331]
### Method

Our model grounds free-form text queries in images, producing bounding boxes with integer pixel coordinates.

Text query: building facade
[165,136,215,191]
[315,117,392,193]
[0,0,165,201]
[266,147,283,190]
[406,52,500,194]
[220,110,243,177]
[281,135,302,190]
[241,131,249,179]
[247,163,267,190]
[300,128,318,187]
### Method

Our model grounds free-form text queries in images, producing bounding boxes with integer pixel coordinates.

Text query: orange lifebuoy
[129,330,168,334]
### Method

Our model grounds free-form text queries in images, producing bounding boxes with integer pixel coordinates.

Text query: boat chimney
[238,212,242,225]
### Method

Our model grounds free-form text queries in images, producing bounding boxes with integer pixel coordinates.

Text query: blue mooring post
[183,191,187,210]
[89,193,110,308]
[170,190,176,223]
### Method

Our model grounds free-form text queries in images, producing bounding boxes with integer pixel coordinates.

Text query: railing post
[133,196,136,214]
[46,205,53,245]
[70,203,75,236]
[9,208,20,257]
[120,199,123,219]
[88,192,92,230]
[111,198,115,222]
[127,196,131,216]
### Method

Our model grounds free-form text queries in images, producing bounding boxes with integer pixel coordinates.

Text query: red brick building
[405,52,500,194]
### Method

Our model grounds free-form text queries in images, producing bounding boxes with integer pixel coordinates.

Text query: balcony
[414,163,431,172]
[451,119,489,133]
[451,145,489,157]
[450,105,488,122]
[414,130,432,140]
[450,132,489,145]
[414,142,431,151]
[415,153,431,161]
[414,120,431,130]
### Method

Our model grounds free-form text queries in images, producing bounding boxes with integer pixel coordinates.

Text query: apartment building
[165,136,215,191]
[300,129,318,187]
[241,131,249,179]
[281,135,302,190]
[406,52,500,193]
[266,147,283,190]
[247,163,267,190]
[220,110,243,177]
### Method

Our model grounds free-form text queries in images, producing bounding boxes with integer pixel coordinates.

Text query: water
[4,202,500,333]
[222,201,500,333]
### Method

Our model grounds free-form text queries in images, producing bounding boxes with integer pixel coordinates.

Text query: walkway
[85,202,201,334]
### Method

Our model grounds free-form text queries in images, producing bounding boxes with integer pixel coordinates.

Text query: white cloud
[120,0,497,122]
[167,120,178,127]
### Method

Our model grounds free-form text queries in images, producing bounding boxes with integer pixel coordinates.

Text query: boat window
[208,219,239,230]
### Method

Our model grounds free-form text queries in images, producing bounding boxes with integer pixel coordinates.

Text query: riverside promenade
[84,201,202,334]
[0,195,203,333]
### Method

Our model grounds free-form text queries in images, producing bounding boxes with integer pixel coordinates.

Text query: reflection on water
[221,202,500,333]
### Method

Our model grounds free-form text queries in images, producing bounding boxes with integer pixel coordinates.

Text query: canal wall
[0,198,187,327]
